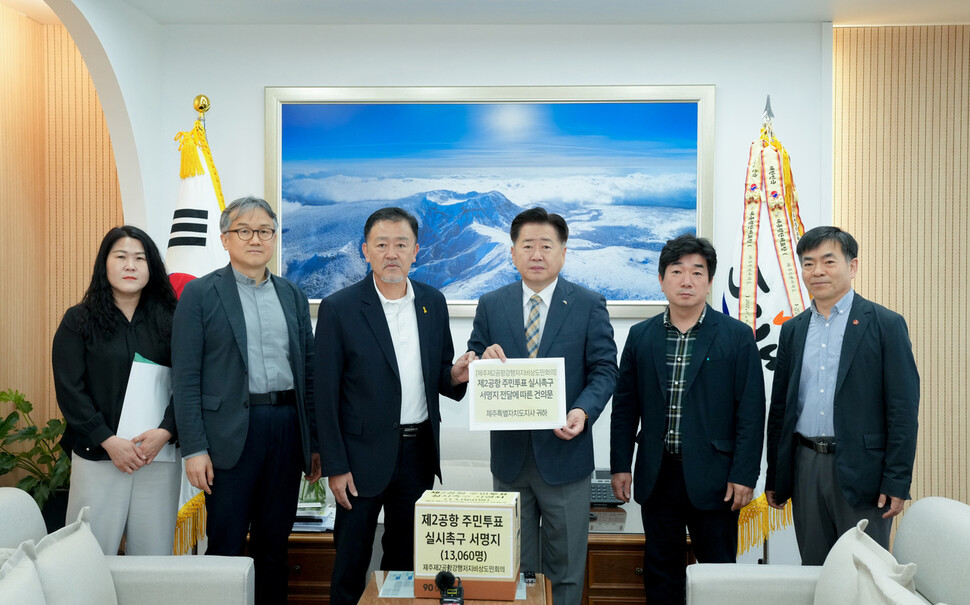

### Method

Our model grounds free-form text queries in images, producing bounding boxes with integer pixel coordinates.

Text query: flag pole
[194,94,210,119]
[171,94,228,554]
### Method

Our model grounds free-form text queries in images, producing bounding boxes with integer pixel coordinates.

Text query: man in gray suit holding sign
[467,207,618,605]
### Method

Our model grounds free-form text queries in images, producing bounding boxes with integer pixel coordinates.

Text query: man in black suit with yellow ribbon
[315,207,475,605]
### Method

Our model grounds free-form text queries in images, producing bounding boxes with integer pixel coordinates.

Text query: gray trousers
[792,444,892,565]
[494,450,590,605]
[67,453,181,555]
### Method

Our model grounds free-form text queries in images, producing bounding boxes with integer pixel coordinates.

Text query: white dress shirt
[374,277,429,424]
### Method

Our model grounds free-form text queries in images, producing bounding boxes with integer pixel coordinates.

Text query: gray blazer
[172,264,317,473]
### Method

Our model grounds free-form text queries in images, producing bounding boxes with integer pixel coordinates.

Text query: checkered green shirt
[663,306,707,455]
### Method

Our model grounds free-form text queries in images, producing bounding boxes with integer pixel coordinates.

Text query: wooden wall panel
[834,26,970,505]
[0,3,49,430]
[0,6,121,486]
[44,24,124,416]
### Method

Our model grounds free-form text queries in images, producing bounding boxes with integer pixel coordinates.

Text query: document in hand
[468,357,566,431]
[116,353,176,463]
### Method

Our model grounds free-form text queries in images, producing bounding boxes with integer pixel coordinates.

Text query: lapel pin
[423,306,428,314]
[852,319,859,325]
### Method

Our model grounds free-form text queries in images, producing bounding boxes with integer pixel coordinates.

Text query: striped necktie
[525,294,541,358]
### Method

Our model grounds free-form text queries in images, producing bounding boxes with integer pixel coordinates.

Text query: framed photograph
[265,86,714,318]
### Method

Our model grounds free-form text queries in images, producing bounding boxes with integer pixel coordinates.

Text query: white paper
[377,571,415,598]
[468,357,567,431]
[116,359,175,463]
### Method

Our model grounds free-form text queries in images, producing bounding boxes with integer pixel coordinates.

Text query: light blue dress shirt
[795,289,854,438]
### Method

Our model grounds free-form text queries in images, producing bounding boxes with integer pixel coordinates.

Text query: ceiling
[6,0,970,27]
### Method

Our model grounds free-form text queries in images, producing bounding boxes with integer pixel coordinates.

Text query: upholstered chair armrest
[106,555,255,605]
[687,563,820,605]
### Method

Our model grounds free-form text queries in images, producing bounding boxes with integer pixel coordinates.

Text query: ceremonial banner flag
[722,111,809,554]
[167,108,227,555]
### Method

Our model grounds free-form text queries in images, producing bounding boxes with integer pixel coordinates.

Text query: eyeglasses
[225,228,276,241]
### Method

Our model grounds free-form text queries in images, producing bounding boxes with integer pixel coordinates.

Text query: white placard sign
[468,358,566,431]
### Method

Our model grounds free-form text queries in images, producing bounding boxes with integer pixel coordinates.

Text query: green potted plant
[299,475,328,503]
[0,389,71,522]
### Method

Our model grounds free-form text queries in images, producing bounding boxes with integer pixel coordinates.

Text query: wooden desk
[287,532,335,604]
[271,504,693,605]
[583,503,694,605]
[360,571,552,604]
[246,531,335,604]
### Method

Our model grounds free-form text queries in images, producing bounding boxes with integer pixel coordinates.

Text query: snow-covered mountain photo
[279,101,699,301]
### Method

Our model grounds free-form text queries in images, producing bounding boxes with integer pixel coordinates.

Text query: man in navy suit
[610,234,765,605]
[766,226,920,564]
[467,207,618,605]
[173,196,321,604]
[316,207,476,605]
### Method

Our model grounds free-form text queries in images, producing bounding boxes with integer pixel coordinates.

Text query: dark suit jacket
[467,278,618,486]
[610,305,765,509]
[172,264,318,473]
[314,275,467,497]
[766,293,920,507]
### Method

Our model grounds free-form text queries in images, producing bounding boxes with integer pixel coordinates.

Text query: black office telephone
[590,468,624,506]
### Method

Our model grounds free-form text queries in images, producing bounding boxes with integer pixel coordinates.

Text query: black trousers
[640,451,739,605]
[203,404,302,605]
[330,423,435,605]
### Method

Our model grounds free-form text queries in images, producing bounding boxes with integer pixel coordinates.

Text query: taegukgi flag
[167,118,227,296]
[167,111,227,555]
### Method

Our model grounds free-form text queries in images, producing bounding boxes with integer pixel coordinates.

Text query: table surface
[589,501,642,534]
[358,571,552,604]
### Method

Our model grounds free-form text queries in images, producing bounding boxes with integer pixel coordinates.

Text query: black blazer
[172,264,318,473]
[611,305,765,510]
[467,278,618,486]
[314,275,466,497]
[766,293,920,507]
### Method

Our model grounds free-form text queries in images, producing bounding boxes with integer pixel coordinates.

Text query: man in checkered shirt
[610,234,765,605]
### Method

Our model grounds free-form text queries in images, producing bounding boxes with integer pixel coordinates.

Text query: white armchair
[687,497,970,605]
[0,487,254,605]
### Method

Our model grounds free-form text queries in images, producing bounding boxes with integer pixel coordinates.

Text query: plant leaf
[0,411,19,437]
[0,452,16,474]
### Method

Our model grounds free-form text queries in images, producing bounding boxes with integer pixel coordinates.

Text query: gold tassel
[736,494,793,556]
[175,126,205,179]
[173,491,207,555]
[173,120,225,212]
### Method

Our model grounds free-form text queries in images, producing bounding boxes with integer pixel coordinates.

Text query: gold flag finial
[193,94,210,118]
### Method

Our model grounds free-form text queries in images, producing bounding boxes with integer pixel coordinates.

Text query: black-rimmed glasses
[225,228,276,241]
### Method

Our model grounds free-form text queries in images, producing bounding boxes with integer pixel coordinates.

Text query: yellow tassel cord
[174,120,227,212]
[736,494,793,556]
[173,491,207,555]
[172,487,787,556]
[760,125,806,242]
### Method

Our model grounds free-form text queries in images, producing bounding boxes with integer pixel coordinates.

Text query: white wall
[56,5,828,565]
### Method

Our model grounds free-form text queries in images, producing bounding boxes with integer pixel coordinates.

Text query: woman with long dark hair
[52,225,180,555]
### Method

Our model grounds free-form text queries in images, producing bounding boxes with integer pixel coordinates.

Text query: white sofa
[686,496,970,605]
[0,487,254,605]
